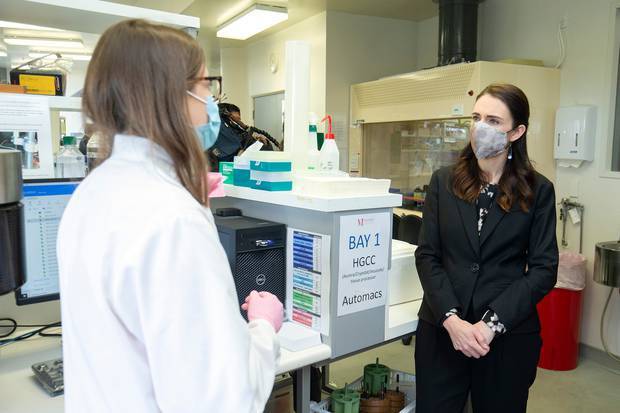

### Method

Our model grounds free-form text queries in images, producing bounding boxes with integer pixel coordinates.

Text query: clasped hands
[442,315,495,358]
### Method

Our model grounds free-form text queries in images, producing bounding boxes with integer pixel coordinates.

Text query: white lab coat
[57,134,279,413]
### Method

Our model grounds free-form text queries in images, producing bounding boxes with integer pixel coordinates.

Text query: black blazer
[415,166,559,334]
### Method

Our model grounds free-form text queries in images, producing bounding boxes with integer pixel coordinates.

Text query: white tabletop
[223,185,403,212]
[0,336,64,413]
[0,333,331,413]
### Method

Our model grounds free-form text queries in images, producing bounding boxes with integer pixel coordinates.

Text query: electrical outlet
[560,15,568,29]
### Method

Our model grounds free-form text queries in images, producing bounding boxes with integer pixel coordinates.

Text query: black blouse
[477,183,506,335]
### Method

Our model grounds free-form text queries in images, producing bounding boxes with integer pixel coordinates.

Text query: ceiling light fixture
[4,37,83,48]
[217,4,288,40]
[0,20,60,31]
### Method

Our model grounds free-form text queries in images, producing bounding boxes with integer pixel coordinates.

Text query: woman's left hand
[473,321,495,347]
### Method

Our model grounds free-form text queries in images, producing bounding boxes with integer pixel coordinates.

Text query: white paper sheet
[0,93,54,178]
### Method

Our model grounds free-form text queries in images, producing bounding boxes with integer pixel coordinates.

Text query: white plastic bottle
[307,113,320,171]
[56,136,86,178]
[319,115,340,172]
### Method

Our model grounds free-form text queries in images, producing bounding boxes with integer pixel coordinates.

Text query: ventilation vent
[353,63,476,108]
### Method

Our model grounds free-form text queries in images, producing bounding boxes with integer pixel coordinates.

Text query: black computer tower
[214,215,286,319]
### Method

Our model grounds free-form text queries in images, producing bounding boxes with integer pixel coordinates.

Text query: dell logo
[256,274,266,286]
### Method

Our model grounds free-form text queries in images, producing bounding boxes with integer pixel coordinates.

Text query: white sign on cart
[337,212,390,316]
[0,93,54,179]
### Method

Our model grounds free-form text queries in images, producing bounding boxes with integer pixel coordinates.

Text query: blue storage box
[250,160,292,172]
[249,170,293,192]
[249,180,293,191]
[233,156,251,187]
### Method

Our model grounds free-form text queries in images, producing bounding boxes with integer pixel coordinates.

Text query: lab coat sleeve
[415,170,462,324]
[125,211,279,413]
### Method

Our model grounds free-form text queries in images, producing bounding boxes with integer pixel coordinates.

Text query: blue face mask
[187,91,221,150]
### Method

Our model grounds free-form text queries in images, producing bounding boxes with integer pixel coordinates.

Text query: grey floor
[328,339,620,413]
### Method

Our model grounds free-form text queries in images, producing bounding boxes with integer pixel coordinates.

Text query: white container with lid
[389,239,422,306]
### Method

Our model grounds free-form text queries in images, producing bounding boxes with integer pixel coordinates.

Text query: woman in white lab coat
[57,19,283,413]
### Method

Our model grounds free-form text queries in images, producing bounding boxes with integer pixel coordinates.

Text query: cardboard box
[0,84,26,94]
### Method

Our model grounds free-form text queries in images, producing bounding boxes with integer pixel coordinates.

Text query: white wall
[63,63,88,136]
[325,11,417,168]
[220,12,327,130]
[416,15,439,71]
[220,47,250,120]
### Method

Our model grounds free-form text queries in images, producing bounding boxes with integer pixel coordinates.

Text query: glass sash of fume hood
[362,118,471,210]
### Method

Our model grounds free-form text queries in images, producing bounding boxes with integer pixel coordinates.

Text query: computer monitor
[15,178,82,305]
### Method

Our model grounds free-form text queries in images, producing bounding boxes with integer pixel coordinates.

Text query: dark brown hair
[452,83,536,212]
[83,19,208,205]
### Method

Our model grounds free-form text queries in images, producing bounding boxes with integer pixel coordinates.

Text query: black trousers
[414,319,542,413]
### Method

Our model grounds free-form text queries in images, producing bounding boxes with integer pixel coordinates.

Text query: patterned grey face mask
[472,121,511,160]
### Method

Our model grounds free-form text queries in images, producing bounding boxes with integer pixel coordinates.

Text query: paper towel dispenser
[554,105,596,166]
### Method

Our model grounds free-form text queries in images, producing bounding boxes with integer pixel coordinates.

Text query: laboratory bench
[0,185,420,413]
[0,330,333,413]
[0,316,418,413]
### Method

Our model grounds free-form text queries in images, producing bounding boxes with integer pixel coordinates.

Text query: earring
[508,145,513,160]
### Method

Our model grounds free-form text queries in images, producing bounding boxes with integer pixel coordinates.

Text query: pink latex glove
[206,172,225,198]
[241,291,284,333]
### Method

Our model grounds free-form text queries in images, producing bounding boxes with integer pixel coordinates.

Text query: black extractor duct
[434,0,483,66]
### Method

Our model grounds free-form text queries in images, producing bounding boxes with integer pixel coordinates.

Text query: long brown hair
[83,19,208,205]
[452,83,536,212]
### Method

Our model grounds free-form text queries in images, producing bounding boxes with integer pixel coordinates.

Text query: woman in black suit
[414,83,559,413]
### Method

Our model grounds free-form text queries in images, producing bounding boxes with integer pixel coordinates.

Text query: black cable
[38,322,62,337]
[0,318,54,337]
[0,318,18,338]
[0,319,61,345]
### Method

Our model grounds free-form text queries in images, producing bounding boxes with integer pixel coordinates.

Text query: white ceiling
[110,0,438,67]
[114,0,438,32]
[0,1,437,73]
[328,0,438,21]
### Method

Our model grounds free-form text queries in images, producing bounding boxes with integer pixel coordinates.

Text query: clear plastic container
[55,136,85,178]
[86,133,102,172]
[308,114,320,171]
[22,132,37,169]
